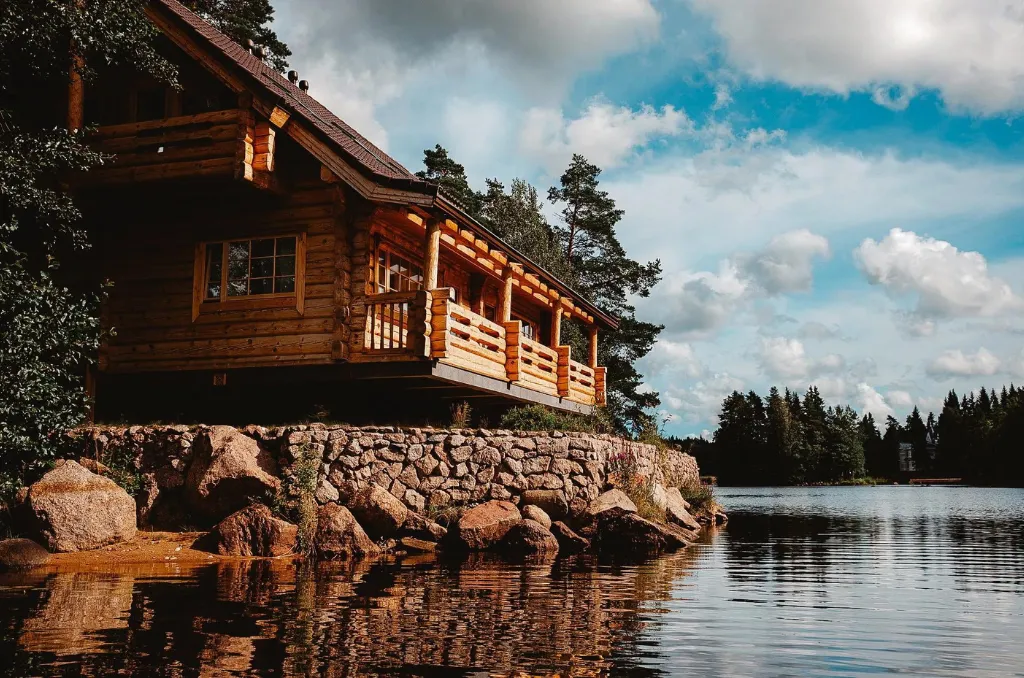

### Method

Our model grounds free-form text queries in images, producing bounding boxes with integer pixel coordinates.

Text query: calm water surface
[1,487,1022,676]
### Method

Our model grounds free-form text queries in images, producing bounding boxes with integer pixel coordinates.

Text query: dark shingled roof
[158,0,427,190]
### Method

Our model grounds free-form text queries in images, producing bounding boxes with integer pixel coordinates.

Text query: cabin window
[484,304,496,322]
[371,245,423,294]
[194,234,306,319]
[513,314,537,340]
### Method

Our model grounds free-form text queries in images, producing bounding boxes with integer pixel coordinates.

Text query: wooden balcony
[80,109,274,188]
[358,288,605,407]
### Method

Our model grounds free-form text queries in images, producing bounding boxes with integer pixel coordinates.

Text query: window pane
[205,243,223,300]
[228,241,249,281]
[276,255,295,276]
[276,237,296,255]
[275,276,295,293]
[250,278,273,295]
[252,238,275,258]
[227,279,248,297]
[251,257,274,278]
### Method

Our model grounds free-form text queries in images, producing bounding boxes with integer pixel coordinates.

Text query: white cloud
[663,373,745,424]
[711,83,733,110]
[639,340,707,378]
[926,348,1002,379]
[736,229,831,295]
[521,99,690,172]
[799,321,843,341]
[648,230,829,338]
[689,0,1024,114]
[856,229,1024,326]
[610,149,1024,272]
[887,390,915,407]
[758,337,809,379]
[855,383,895,422]
[758,337,847,382]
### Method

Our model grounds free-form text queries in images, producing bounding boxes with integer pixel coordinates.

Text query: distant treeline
[670,384,1024,487]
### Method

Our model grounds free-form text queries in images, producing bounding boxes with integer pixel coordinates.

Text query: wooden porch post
[67,18,84,132]
[588,326,599,368]
[500,268,514,323]
[551,304,562,348]
[423,217,441,289]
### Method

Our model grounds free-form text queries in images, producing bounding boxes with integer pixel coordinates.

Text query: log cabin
[73,0,616,423]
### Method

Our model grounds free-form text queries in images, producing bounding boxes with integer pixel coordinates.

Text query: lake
[1,486,1022,676]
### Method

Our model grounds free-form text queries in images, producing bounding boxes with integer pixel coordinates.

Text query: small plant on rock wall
[607,449,664,524]
[274,442,319,556]
[450,401,472,428]
[498,404,614,433]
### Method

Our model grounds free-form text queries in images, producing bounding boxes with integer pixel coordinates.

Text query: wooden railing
[83,109,248,185]
[364,287,606,406]
[519,336,560,397]
[364,290,425,354]
[431,292,507,380]
[567,358,598,405]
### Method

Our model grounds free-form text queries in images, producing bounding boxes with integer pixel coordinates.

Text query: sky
[271,0,1024,437]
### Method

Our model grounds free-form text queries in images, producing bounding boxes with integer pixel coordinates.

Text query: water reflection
[1,487,1023,677]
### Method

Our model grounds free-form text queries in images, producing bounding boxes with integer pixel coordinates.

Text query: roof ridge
[158,0,420,184]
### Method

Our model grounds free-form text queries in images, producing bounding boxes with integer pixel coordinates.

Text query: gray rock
[520,490,569,520]
[497,519,559,557]
[184,426,279,522]
[521,504,552,529]
[0,538,50,571]
[587,489,637,518]
[315,503,380,559]
[26,460,137,553]
[348,485,409,539]
[449,500,521,550]
[213,504,297,557]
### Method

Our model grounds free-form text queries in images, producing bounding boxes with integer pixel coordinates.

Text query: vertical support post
[595,366,607,406]
[503,320,522,382]
[500,267,514,323]
[588,326,599,368]
[423,217,441,290]
[551,304,563,349]
[556,345,571,398]
[429,288,452,358]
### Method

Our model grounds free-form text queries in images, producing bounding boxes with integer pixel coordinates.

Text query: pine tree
[766,387,797,483]
[416,145,485,218]
[183,0,291,71]
[547,155,663,431]
[858,413,884,477]
[882,415,903,479]
[905,407,928,473]
[481,178,572,282]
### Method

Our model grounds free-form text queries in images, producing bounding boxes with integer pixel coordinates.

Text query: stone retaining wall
[70,425,699,526]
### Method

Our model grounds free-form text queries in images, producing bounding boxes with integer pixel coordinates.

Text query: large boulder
[593,510,692,557]
[549,521,590,554]
[213,504,297,557]
[185,427,279,522]
[399,512,447,542]
[586,489,637,519]
[0,538,50,571]
[519,490,568,520]
[521,504,552,530]
[349,485,409,539]
[449,500,521,550]
[25,460,137,553]
[315,503,380,559]
[497,519,559,557]
[653,485,702,533]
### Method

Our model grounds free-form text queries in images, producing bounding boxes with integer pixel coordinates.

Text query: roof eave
[432,191,619,330]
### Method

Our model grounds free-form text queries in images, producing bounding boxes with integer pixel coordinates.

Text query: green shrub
[678,478,716,513]
[499,404,613,433]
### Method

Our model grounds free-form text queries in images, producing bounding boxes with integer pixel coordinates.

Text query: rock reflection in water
[0,548,702,677]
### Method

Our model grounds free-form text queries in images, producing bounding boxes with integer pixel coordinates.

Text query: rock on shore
[25,460,137,553]
[213,504,297,557]
[0,538,51,571]
[449,500,521,550]
[185,426,279,522]
[315,503,380,559]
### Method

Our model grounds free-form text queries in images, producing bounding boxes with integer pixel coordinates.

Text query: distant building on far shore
[899,443,916,473]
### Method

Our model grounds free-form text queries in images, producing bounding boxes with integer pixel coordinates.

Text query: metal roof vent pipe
[298,80,309,93]
[288,70,299,85]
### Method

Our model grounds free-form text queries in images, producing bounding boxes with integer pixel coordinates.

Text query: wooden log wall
[100,179,339,373]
